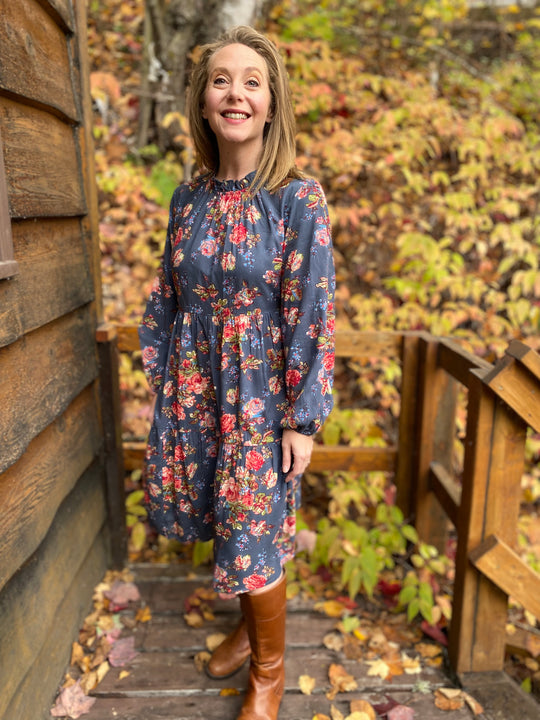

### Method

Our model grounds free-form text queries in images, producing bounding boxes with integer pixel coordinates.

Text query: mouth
[222,111,250,120]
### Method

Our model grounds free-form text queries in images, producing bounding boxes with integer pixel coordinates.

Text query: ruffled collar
[210,170,257,192]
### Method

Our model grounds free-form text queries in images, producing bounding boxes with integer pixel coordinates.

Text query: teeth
[223,112,249,119]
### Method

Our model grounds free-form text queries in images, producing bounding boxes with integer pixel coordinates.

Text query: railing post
[96,323,127,568]
[410,336,458,551]
[449,369,526,673]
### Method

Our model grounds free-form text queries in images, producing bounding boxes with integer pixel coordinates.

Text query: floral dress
[139,171,335,595]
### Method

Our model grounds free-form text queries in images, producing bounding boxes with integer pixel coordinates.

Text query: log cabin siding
[0,1,112,718]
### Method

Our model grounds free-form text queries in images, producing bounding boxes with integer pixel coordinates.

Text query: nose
[227,79,244,102]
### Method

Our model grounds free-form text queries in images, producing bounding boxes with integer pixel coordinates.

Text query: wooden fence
[97,323,540,676]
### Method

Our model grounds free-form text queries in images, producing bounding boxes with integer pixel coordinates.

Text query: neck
[216,143,262,181]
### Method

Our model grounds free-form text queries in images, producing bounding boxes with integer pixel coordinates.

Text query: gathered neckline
[210,170,257,192]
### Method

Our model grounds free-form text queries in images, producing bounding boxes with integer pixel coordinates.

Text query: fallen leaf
[206,632,227,652]
[135,605,152,623]
[415,642,442,659]
[366,658,391,679]
[108,636,137,667]
[345,714,371,720]
[184,610,205,628]
[313,715,331,720]
[70,642,85,667]
[372,697,400,715]
[421,621,448,646]
[118,670,130,680]
[437,687,462,699]
[318,600,349,618]
[324,632,345,653]
[104,580,140,611]
[327,663,358,699]
[401,652,422,674]
[50,680,96,719]
[220,687,240,696]
[387,706,415,720]
[330,705,345,720]
[349,699,376,720]
[434,688,464,710]
[299,674,317,695]
[194,650,211,672]
[96,660,110,684]
[462,691,484,716]
[79,671,98,695]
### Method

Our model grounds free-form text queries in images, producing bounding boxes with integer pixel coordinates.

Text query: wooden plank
[73,0,104,324]
[437,338,492,387]
[0,218,93,348]
[484,354,540,433]
[507,340,540,380]
[470,534,540,620]
[0,97,86,218]
[0,386,102,592]
[3,528,108,720]
[97,324,127,568]
[122,440,397,474]
[0,124,18,280]
[0,0,78,121]
[412,337,456,551]
[83,693,474,720]
[0,461,107,719]
[115,326,406,359]
[449,370,527,673]
[395,333,421,517]
[35,0,75,32]
[429,461,461,529]
[335,330,403,360]
[0,307,98,473]
[461,671,540,720]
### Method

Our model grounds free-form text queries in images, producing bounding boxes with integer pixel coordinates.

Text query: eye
[246,79,260,88]
[213,75,228,86]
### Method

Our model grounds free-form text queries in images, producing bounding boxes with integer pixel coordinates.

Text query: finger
[282,441,292,474]
[286,453,310,481]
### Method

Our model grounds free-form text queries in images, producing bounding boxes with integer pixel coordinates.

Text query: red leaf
[108,636,138,667]
[388,705,415,720]
[50,680,96,719]
[421,621,448,646]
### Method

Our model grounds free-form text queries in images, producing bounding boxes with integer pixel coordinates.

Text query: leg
[237,571,286,720]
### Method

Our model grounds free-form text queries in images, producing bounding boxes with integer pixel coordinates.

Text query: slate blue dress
[139,171,335,595]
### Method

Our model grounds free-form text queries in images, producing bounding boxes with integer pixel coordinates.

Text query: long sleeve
[138,189,181,392]
[280,179,335,435]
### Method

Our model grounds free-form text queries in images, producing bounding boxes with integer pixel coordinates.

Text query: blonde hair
[188,26,302,193]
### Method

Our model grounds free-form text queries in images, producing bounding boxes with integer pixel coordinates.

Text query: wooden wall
[0,1,111,718]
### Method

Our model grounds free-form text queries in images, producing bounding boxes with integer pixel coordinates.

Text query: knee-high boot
[237,572,286,720]
[205,613,251,679]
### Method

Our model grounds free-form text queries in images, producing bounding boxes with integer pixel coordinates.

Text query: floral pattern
[139,171,335,595]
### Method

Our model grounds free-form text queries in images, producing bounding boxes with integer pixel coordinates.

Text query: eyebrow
[211,66,265,75]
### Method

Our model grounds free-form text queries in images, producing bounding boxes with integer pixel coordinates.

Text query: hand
[282,429,313,481]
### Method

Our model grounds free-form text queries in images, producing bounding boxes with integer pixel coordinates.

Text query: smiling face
[201,43,273,172]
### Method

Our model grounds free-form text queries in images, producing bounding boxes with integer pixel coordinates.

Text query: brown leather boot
[237,572,286,720]
[205,615,251,679]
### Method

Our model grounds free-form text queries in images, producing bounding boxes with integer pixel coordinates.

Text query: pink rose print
[220,414,236,433]
[245,450,264,472]
[286,369,302,387]
[244,573,267,591]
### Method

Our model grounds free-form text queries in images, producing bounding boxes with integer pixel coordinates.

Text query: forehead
[208,43,269,76]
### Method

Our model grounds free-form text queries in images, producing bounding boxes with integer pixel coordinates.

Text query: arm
[280,179,336,478]
[138,188,181,392]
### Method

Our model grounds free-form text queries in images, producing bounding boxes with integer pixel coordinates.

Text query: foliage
[87,0,540,631]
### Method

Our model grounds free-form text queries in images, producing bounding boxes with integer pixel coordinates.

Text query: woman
[139,25,335,720]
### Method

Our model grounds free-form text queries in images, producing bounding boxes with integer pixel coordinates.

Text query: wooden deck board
[75,564,536,720]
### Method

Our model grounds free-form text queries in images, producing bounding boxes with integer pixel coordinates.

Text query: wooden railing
[97,323,540,677]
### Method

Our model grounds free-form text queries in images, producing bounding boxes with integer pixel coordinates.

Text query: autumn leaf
[184,610,205,628]
[330,704,345,720]
[462,691,484,716]
[220,687,240,696]
[349,699,376,720]
[135,605,152,623]
[108,636,137,667]
[327,663,358,699]
[299,674,317,695]
[365,658,391,680]
[103,580,140,611]
[206,632,227,652]
[387,706,415,720]
[194,650,211,672]
[434,688,465,711]
[50,680,96,719]
[324,631,345,652]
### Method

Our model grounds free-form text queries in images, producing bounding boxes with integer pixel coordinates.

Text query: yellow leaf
[96,661,110,684]
[299,674,316,695]
[349,699,376,720]
[318,600,348,618]
[184,611,205,628]
[345,714,371,720]
[220,687,240,696]
[206,632,227,652]
[330,704,345,720]
[401,652,422,674]
[366,659,391,679]
[462,691,484,716]
[118,670,130,680]
[135,605,152,623]
[323,632,344,652]
[193,650,211,673]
